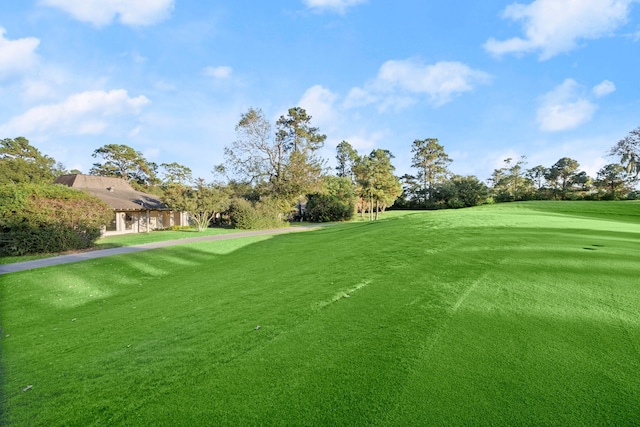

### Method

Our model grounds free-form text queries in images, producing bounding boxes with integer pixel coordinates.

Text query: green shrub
[0,183,113,256]
[228,198,287,230]
[305,193,354,222]
[163,225,193,231]
[627,191,640,200]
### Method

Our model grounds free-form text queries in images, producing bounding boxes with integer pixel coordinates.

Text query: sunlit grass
[94,226,241,248]
[1,201,639,425]
[0,226,247,264]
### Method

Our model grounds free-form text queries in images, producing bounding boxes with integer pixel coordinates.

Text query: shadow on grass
[1,214,640,425]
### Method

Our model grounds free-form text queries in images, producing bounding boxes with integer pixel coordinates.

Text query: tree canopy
[224,106,327,206]
[0,137,62,184]
[610,126,640,178]
[163,179,230,231]
[411,138,451,206]
[90,144,157,187]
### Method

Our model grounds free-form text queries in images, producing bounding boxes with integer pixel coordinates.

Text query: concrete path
[0,226,322,275]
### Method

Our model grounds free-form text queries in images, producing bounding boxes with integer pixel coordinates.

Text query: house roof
[55,174,168,211]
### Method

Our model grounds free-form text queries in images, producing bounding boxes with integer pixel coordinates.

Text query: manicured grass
[0,227,242,265]
[94,226,242,248]
[1,201,639,425]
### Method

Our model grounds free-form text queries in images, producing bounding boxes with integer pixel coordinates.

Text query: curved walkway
[0,225,323,275]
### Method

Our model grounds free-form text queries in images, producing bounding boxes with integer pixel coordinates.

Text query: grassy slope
[1,201,639,425]
[0,227,243,265]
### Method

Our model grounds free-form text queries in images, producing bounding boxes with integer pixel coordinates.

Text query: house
[54,174,189,235]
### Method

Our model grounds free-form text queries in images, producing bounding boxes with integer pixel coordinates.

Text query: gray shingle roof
[55,174,168,211]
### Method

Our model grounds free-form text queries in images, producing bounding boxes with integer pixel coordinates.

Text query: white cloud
[344,59,491,110]
[484,0,636,60]
[536,79,598,132]
[22,80,55,100]
[20,67,72,102]
[40,0,174,26]
[0,28,40,80]
[202,66,233,79]
[342,130,386,151]
[344,87,377,109]
[298,85,339,128]
[592,80,616,97]
[303,0,367,14]
[0,89,150,136]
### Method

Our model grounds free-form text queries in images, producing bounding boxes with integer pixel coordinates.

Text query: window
[125,213,133,230]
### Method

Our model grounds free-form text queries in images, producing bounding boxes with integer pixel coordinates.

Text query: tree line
[2,109,639,254]
[396,129,640,209]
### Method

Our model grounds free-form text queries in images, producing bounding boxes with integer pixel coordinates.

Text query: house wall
[102,210,190,235]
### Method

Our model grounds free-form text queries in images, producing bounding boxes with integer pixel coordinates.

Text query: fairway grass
[1,201,639,425]
[0,227,243,265]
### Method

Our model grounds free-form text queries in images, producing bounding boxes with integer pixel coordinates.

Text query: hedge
[0,183,113,256]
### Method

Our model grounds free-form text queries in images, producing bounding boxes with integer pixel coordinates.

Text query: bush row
[0,184,113,256]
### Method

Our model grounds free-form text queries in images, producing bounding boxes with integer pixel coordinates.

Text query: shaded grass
[0,227,243,264]
[1,201,639,425]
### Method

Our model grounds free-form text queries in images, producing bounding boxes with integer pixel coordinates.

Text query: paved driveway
[0,226,321,275]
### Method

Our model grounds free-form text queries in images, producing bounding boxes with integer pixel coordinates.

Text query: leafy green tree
[275,107,326,153]
[324,175,357,204]
[609,126,640,178]
[353,155,373,219]
[449,175,490,207]
[335,140,359,179]
[163,179,230,231]
[571,171,592,194]
[396,174,420,208]
[90,144,157,187]
[506,156,531,199]
[411,138,451,206]
[595,164,631,199]
[275,107,327,203]
[489,156,532,202]
[526,165,548,192]
[305,175,357,222]
[224,107,278,187]
[224,107,327,207]
[0,137,59,184]
[160,162,193,187]
[545,157,580,199]
[430,175,489,209]
[354,149,402,220]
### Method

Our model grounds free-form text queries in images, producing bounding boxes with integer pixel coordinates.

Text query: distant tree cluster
[486,153,637,202]
[396,138,489,210]
[2,120,639,255]
[220,107,401,223]
[397,127,640,209]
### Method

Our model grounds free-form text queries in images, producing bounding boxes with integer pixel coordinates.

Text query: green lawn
[1,201,639,425]
[94,226,242,248]
[0,227,242,265]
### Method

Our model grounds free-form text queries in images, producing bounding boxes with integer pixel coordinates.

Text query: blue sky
[1,0,639,182]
